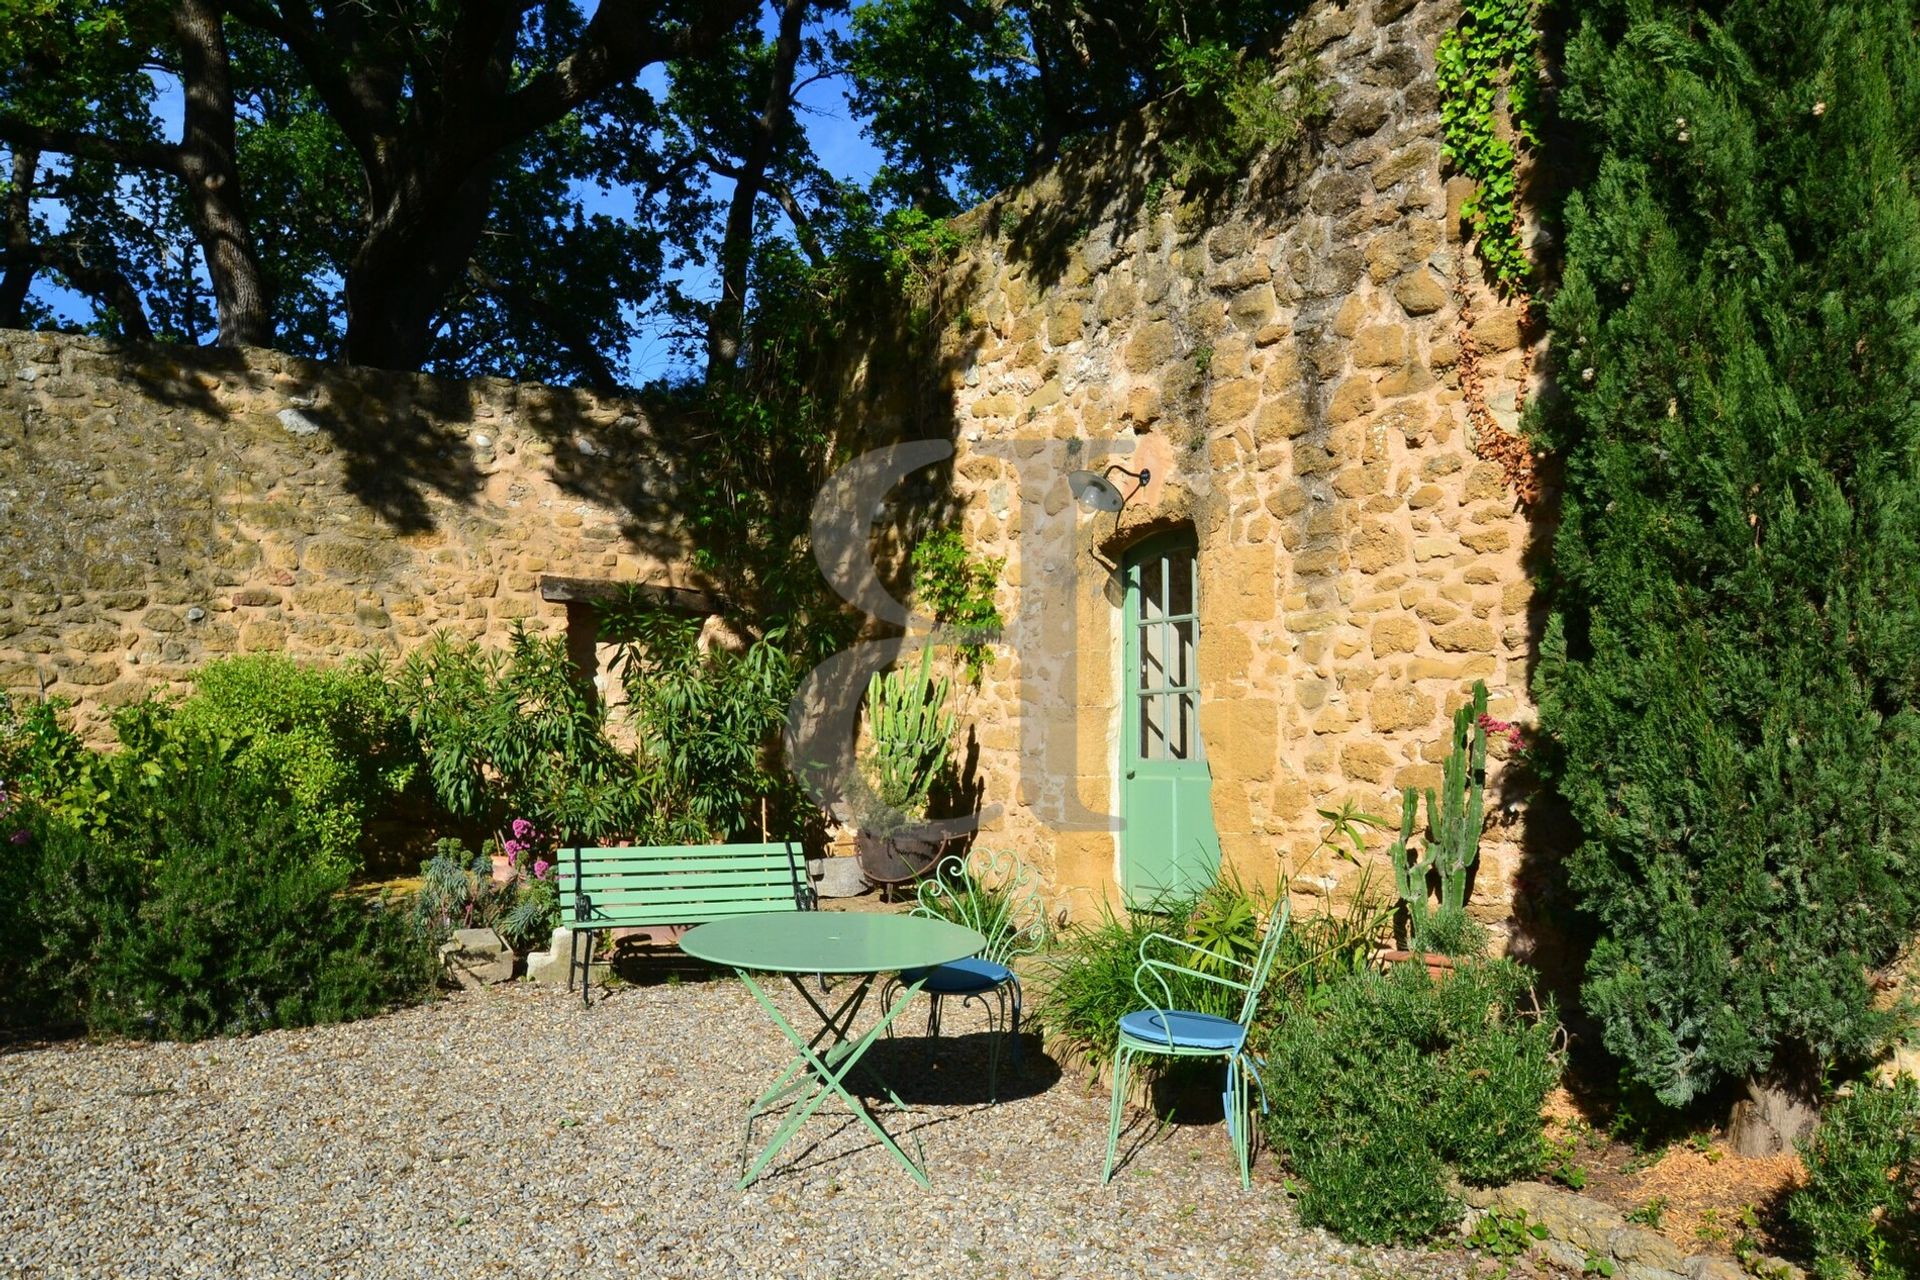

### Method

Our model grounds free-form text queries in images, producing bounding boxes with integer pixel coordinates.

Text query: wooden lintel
[538,575,726,616]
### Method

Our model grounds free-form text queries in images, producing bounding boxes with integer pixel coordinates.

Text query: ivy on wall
[909,526,1004,686]
[1436,0,1542,294]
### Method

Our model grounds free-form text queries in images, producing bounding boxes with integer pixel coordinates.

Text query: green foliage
[909,525,1004,685]
[394,626,640,843]
[1469,1206,1550,1264]
[1261,960,1561,1244]
[1787,1077,1920,1279]
[1538,0,1920,1109]
[163,655,420,875]
[1034,894,1243,1070]
[1421,906,1491,959]
[858,647,955,832]
[840,0,1312,211]
[602,603,805,843]
[3,738,435,1038]
[1435,0,1541,292]
[0,696,116,833]
[1158,38,1329,186]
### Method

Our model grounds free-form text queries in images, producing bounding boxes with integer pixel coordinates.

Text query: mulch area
[1540,1088,1806,1264]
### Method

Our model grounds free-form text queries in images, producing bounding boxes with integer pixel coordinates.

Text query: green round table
[682,911,986,1189]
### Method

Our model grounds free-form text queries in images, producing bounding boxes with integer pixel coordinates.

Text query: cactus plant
[1391,681,1490,953]
[859,646,956,834]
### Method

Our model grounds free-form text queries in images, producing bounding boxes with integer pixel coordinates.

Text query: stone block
[1125,321,1179,373]
[303,538,403,580]
[1461,526,1514,554]
[1369,686,1435,732]
[1351,325,1409,369]
[1325,376,1376,426]
[239,620,288,651]
[1371,617,1421,655]
[1340,741,1394,783]
[1349,522,1406,574]
[441,927,517,989]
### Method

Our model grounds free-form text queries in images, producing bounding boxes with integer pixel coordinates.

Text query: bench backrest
[560,841,815,928]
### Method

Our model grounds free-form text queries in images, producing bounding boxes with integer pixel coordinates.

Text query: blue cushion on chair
[1118,1009,1247,1051]
[900,956,1013,994]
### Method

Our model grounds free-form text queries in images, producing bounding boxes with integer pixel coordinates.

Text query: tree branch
[0,117,182,176]
[467,261,620,395]
[1,241,154,341]
[489,0,756,157]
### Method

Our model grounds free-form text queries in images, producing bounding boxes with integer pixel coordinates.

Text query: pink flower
[533,858,552,880]
[511,818,538,842]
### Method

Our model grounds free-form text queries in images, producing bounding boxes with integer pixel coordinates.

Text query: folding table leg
[734,969,933,1189]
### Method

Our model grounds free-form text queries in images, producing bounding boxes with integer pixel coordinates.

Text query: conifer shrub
[1538,0,1920,1131]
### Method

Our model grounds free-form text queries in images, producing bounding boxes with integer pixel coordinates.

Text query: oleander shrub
[1261,959,1561,1245]
[394,626,643,842]
[1787,1076,1920,1280]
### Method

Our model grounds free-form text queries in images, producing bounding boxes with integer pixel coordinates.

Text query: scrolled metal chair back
[912,849,1045,965]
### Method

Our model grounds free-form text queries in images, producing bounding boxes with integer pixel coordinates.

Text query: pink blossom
[533,858,552,881]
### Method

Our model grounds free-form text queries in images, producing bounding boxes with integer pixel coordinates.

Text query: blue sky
[29,3,888,386]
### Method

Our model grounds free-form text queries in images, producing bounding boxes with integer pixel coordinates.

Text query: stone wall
[0,0,1556,944]
[891,0,1551,937]
[0,332,696,737]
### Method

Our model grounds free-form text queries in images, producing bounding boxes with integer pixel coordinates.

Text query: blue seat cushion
[900,956,1013,994]
[1119,1009,1247,1052]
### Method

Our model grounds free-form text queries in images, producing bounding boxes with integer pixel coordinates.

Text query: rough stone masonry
[0,0,1554,948]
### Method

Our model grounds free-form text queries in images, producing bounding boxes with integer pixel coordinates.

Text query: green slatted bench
[561,841,816,1005]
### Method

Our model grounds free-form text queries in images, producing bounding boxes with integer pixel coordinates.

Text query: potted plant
[1380,681,1492,976]
[852,648,956,887]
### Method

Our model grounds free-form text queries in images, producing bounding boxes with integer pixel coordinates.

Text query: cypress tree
[1538,0,1920,1151]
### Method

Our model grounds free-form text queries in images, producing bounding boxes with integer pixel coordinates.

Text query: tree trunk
[343,165,495,370]
[171,0,271,348]
[704,0,808,385]
[0,146,37,326]
[1727,1068,1821,1157]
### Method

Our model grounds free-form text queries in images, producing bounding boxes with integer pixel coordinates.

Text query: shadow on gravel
[855,1032,1065,1107]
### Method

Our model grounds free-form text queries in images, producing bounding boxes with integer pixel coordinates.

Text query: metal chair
[883,849,1044,1101]
[1102,897,1291,1189]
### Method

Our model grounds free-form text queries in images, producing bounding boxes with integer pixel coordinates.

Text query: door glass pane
[1140,619,1165,690]
[1169,553,1194,618]
[1140,693,1167,760]
[1139,558,1163,621]
[1172,619,1194,688]
[1171,693,1196,759]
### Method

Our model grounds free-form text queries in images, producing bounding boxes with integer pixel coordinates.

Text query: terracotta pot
[489,854,514,885]
[1375,948,1459,981]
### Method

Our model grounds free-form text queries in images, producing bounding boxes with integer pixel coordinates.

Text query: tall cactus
[861,646,956,829]
[1392,680,1490,950]
[1386,786,1427,942]
[1424,680,1488,918]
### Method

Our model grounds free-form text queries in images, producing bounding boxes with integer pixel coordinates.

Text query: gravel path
[0,978,1466,1279]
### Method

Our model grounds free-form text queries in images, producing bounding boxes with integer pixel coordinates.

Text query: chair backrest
[1234,897,1293,1027]
[911,849,1045,965]
[560,841,815,926]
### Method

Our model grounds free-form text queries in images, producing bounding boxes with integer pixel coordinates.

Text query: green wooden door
[1120,531,1221,906]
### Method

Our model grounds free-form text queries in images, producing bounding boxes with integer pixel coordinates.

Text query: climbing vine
[909,526,1004,686]
[1435,0,1542,294]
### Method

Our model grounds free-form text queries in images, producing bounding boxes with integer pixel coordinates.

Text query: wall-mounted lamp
[1066,463,1151,514]
[1067,463,1151,572]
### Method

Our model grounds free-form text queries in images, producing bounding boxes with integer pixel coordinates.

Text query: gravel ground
[0,976,1468,1280]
